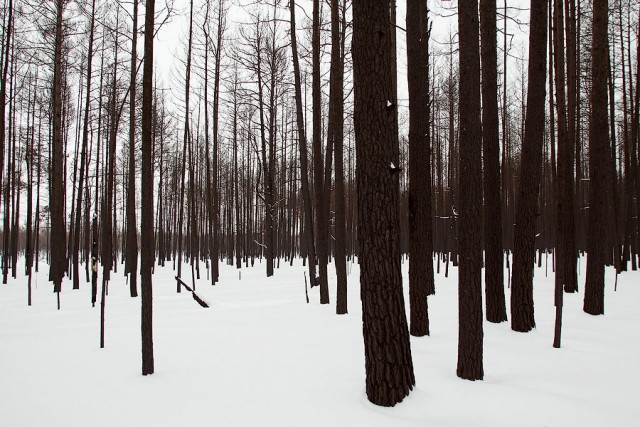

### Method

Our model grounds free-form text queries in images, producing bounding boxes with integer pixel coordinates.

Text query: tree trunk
[289,0,318,289]
[312,0,329,303]
[457,0,484,380]
[50,0,67,298]
[353,0,415,406]
[330,0,347,315]
[480,0,507,323]
[583,0,608,316]
[125,0,139,298]
[141,0,156,375]
[407,0,433,336]
[510,0,548,333]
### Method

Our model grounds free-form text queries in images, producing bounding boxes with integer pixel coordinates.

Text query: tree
[329,0,347,315]
[480,0,507,323]
[125,0,140,298]
[353,0,415,406]
[552,0,568,347]
[289,0,318,291]
[457,0,484,380]
[407,0,433,336]
[583,0,609,315]
[312,0,329,303]
[510,0,548,333]
[49,0,67,308]
[72,0,97,292]
[141,0,156,376]
[0,0,13,215]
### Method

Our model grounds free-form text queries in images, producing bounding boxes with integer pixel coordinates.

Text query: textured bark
[457,0,484,380]
[510,0,548,333]
[49,0,66,295]
[141,0,155,375]
[329,0,347,314]
[583,0,608,316]
[353,0,415,406]
[480,0,507,323]
[407,0,433,336]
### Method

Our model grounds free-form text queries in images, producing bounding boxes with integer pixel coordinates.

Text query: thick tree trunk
[583,0,608,316]
[457,0,484,380]
[510,0,548,333]
[353,0,415,406]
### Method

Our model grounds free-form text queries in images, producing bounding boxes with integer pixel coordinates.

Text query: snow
[1,257,638,426]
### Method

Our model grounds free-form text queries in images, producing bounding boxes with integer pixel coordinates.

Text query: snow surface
[1,256,638,426]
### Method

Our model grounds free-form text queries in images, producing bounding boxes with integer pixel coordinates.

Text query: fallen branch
[175,276,210,308]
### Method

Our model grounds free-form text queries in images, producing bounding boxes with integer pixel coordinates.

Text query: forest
[0,0,639,424]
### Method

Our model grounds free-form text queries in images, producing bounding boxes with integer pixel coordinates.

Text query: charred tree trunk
[480,0,507,323]
[407,0,433,336]
[140,0,156,375]
[313,0,329,303]
[510,0,548,333]
[330,0,347,315]
[353,0,415,406]
[50,0,67,301]
[457,0,484,380]
[125,0,139,297]
[583,0,609,316]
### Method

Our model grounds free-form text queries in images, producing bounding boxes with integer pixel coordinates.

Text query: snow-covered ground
[1,256,638,426]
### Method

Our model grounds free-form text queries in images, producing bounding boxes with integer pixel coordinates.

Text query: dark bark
[480,0,507,323]
[49,0,67,296]
[125,0,139,298]
[91,216,98,307]
[0,0,12,215]
[407,0,433,336]
[552,0,568,347]
[141,0,156,375]
[563,0,578,292]
[73,0,96,292]
[289,0,318,289]
[510,0,548,333]
[457,0,484,380]
[330,0,347,315]
[583,0,608,316]
[313,0,329,303]
[353,0,415,406]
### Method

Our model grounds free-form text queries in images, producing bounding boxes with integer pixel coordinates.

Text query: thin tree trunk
[407,0,433,336]
[480,0,507,323]
[125,0,139,297]
[289,0,317,288]
[140,0,156,375]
